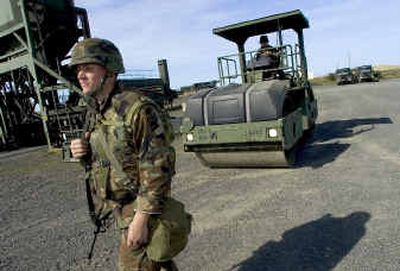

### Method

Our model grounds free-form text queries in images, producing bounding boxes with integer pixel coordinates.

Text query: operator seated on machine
[249,35,283,80]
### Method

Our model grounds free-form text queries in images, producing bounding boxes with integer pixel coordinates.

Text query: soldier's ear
[106,72,117,81]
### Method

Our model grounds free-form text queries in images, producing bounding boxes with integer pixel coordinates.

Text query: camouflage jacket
[85,86,176,214]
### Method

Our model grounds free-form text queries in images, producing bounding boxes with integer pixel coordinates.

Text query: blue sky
[74,0,400,89]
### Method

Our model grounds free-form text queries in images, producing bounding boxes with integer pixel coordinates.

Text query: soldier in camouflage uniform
[69,38,178,271]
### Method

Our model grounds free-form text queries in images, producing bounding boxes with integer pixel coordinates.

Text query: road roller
[181,10,318,167]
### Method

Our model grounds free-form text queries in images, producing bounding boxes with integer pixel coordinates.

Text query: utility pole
[347,51,351,68]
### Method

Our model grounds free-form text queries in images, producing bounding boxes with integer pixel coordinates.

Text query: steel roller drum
[195,148,296,168]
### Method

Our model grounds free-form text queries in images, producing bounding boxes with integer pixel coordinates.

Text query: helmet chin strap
[90,73,110,99]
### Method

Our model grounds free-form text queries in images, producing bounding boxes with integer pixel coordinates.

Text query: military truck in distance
[181,10,318,167]
[354,65,380,83]
[335,67,357,85]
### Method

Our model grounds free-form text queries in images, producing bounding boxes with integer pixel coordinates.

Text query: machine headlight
[268,128,278,138]
[186,133,194,142]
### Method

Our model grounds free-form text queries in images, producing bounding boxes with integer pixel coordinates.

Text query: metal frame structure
[213,9,309,85]
[0,0,90,149]
[217,44,300,86]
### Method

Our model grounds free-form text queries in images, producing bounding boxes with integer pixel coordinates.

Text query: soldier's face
[76,63,107,96]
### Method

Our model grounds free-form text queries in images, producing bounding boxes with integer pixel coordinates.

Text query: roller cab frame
[181,10,318,168]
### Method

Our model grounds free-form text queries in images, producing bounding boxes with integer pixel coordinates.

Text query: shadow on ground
[233,211,371,271]
[296,117,392,168]
[296,142,350,169]
[311,117,392,143]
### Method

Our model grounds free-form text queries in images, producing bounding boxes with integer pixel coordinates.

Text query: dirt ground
[1,79,400,271]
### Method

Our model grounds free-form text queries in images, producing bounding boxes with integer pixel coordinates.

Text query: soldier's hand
[70,132,90,159]
[127,212,150,250]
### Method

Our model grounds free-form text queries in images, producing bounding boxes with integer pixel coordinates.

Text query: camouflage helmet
[70,38,125,74]
[259,35,269,44]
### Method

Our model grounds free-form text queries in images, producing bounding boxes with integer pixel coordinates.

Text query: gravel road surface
[1,79,399,271]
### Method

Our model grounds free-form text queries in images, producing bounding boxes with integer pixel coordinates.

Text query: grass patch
[310,73,336,86]
[379,69,400,80]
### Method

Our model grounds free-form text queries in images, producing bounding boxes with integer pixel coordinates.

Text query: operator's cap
[259,35,269,44]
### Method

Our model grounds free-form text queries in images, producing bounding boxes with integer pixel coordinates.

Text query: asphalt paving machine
[181,10,318,167]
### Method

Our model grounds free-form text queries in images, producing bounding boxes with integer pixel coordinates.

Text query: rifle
[81,111,114,260]
[84,163,113,260]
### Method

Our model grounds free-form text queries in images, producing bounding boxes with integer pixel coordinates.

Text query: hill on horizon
[374,64,400,71]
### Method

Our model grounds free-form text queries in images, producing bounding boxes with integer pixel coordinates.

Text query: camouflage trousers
[118,232,178,271]
[117,202,178,271]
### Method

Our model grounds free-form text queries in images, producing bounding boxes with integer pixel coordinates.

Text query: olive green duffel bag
[146,197,192,261]
[118,197,192,262]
